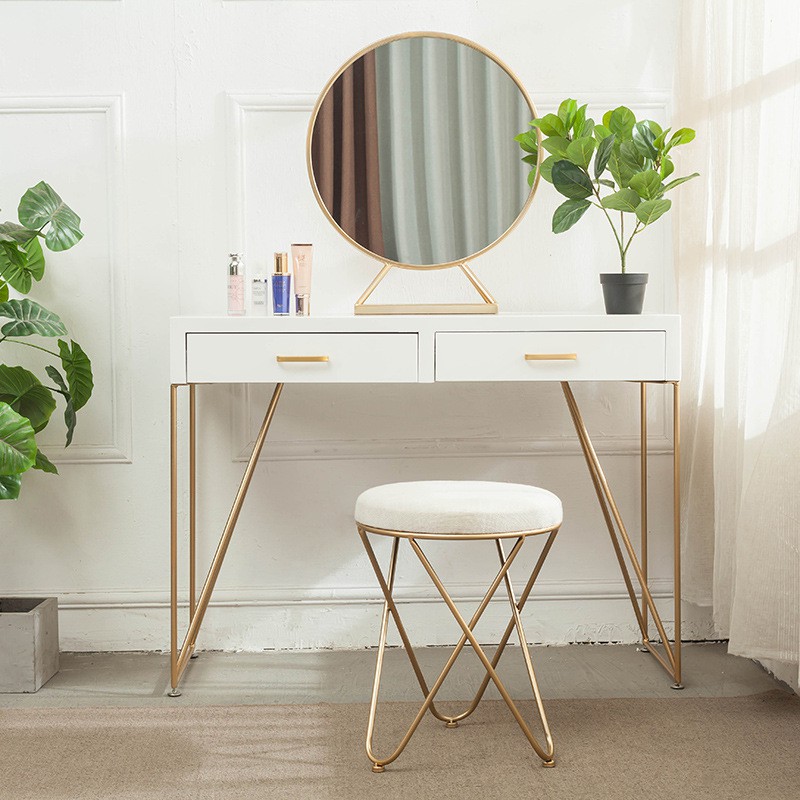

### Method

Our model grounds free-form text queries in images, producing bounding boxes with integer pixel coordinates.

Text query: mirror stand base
[354,302,498,316]
[354,263,499,315]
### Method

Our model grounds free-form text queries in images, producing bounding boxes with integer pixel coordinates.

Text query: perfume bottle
[251,272,267,314]
[272,252,291,316]
[227,253,245,316]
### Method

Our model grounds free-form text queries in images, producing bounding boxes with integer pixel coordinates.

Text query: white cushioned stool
[355,480,562,773]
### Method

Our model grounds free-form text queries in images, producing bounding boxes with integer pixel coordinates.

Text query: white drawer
[186,333,418,383]
[435,331,666,382]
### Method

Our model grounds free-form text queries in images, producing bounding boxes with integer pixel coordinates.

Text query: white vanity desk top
[170,314,680,385]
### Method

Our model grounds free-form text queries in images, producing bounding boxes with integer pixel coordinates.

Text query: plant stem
[1,338,59,358]
[590,180,625,269]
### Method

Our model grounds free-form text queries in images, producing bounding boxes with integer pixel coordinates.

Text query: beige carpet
[1,692,798,800]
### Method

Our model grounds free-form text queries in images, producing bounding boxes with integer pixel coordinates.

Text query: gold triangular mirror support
[353,264,498,315]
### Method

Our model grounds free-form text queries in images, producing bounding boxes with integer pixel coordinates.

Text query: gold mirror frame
[306,31,541,314]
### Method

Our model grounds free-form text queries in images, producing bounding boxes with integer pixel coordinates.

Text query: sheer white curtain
[374,38,528,265]
[677,0,800,684]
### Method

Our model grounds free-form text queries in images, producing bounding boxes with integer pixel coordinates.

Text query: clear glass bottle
[227,253,245,316]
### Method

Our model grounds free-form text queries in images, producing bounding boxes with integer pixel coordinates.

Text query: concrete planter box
[0,597,59,693]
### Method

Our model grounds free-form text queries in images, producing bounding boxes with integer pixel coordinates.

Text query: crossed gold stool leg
[357,523,560,773]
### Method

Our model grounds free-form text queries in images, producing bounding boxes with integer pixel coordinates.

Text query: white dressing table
[168,313,682,695]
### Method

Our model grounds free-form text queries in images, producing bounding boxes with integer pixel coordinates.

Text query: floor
[0,643,789,708]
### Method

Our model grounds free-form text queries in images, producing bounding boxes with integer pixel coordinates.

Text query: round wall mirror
[307,32,539,272]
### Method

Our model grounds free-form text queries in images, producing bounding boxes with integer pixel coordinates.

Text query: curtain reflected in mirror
[310,36,532,267]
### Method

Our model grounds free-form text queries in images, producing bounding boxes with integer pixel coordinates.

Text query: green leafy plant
[0,182,93,500]
[516,100,697,272]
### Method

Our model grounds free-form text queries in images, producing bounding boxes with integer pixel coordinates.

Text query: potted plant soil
[0,182,93,691]
[516,100,697,313]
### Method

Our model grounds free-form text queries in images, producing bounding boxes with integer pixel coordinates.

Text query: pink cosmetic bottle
[227,253,245,316]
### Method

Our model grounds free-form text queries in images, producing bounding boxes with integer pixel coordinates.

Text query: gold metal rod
[363,535,527,769]
[275,355,329,363]
[409,539,554,763]
[447,529,558,723]
[174,382,284,682]
[355,263,393,307]
[642,639,677,679]
[561,383,650,637]
[169,384,180,694]
[459,263,497,305]
[358,529,449,723]
[562,382,676,673]
[525,353,577,361]
[673,381,682,686]
[496,539,554,755]
[641,382,648,636]
[189,384,197,624]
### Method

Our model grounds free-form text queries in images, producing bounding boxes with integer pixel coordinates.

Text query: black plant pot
[600,273,648,314]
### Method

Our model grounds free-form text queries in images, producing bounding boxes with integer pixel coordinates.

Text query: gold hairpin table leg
[561,381,682,688]
[168,382,284,696]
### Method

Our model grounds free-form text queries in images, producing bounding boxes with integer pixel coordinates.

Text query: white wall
[1,0,709,651]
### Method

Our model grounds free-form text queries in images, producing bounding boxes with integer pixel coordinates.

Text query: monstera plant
[516,100,697,313]
[0,182,93,499]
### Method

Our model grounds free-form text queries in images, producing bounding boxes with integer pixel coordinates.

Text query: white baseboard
[12,581,715,652]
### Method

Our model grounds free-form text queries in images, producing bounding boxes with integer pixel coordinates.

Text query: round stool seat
[355,480,562,536]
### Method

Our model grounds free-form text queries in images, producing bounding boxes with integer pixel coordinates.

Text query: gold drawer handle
[276,355,330,363]
[525,353,578,361]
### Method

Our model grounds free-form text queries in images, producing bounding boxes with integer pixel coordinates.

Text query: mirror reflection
[310,36,533,267]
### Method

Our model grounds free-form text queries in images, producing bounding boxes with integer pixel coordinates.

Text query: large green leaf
[0,299,67,337]
[632,122,658,161]
[542,136,570,159]
[45,365,77,446]
[601,188,641,213]
[552,199,591,233]
[629,170,665,200]
[539,155,559,183]
[573,104,589,137]
[57,339,93,412]
[557,98,578,129]
[619,140,646,171]
[0,237,46,294]
[0,282,7,303]
[666,127,696,148]
[34,449,59,475]
[594,134,616,178]
[514,131,538,154]
[566,136,596,169]
[607,146,635,188]
[608,106,636,139]
[660,156,675,180]
[0,400,36,476]
[551,161,594,200]
[593,123,612,143]
[663,172,700,192]
[530,114,567,138]
[0,473,22,500]
[0,222,36,244]
[0,365,56,433]
[635,198,672,226]
[17,182,83,252]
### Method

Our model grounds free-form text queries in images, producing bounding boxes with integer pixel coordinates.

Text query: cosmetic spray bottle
[227,253,245,316]
[251,272,267,314]
[272,252,291,316]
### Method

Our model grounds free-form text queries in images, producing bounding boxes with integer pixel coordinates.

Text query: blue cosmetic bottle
[272,252,291,315]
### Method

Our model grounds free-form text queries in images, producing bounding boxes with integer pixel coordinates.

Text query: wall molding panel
[0,95,132,464]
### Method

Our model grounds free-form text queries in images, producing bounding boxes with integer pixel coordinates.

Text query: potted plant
[0,181,93,691]
[516,100,697,313]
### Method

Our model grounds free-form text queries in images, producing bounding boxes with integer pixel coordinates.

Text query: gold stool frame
[167,380,681,696]
[357,522,560,772]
